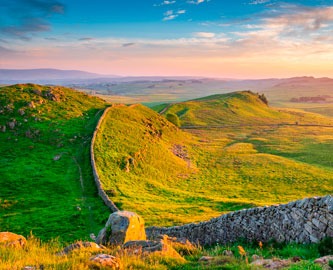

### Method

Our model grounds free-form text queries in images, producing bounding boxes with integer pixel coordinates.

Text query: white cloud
[187,0,206,5]
[193,32,216,38]
[249,0,270,5]
[163,0,176,4]
[154,0,176,6]
[264,6,333,33]
[163,9,186,21]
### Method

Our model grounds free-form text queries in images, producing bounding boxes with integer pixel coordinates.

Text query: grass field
[0,235,327,269]
[0,84,110,242]
[94,91,333,226]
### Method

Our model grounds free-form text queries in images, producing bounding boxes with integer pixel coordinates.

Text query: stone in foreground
[96,211,146,245]
[0,232,26,248]
[58,241,102,255]
[89,254,122,270]
[250,258,294,269]
[314,255,333,265]
[123,235,183,259]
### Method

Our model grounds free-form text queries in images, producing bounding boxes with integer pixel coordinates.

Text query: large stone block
[96,211,146,245]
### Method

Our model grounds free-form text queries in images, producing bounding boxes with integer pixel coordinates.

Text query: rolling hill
[2,86,333,238]
[94,91,333,226]
[161,91,333,127]
[0,84,110,241]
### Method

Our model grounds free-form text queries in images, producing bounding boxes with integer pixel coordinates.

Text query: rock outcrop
[96,211,146,245]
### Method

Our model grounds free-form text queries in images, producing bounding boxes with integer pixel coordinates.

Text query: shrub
[258,93,268,105]
[318,237,333,256]
[166,113,181,127]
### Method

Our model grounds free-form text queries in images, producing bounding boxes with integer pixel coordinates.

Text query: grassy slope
[94,91,333,226]
[0,84,110,241]
[164,91,333,126]
[94,104,198,225]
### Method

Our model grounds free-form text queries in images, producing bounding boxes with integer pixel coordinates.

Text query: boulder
[58,241,102,255]
[96,211,146,245]
[28,101,36,108]
[7,120,16,129]
[0,232,26,248]
[89,254,122,269]
[123,235,183,259]
[223,250,234,257]
[314,255,333,265]
[250,258,293,269]
[198,256,214,262]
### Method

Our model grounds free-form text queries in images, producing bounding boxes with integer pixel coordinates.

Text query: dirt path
[72,157,84,191]
[159,103,174,115]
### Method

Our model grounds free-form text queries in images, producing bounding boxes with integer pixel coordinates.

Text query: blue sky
[1,0,333,78]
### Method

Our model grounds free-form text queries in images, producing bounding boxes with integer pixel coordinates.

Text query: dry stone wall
[91,106,119,213]
[146,196,333,245]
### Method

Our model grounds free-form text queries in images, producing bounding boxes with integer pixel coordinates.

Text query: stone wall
[146,196,333,245]
[90,106,119,213]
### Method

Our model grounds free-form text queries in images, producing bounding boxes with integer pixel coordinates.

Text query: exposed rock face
[96,211,146,245]
[147,196,333,245]
[0,232,26,248]
[43,90,62,102]
[89,254,122,270]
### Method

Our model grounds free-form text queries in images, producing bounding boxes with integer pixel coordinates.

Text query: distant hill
[64,76,333,105]
[0,84,109,241]
[161,91,333,127]
[0,69,119,84]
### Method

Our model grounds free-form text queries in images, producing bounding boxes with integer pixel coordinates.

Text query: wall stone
[91,106,119,213]
[146,196,333,245]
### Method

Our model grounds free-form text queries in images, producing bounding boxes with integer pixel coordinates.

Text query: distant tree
[258,93,268,105]
[166,113,180,127]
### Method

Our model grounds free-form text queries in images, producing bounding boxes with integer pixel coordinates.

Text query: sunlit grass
[0,84,110,241]
[94,92,333,226]
[0,236,326,270]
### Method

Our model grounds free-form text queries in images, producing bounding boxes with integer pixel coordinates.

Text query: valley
[1,83,333,269]
[94,91,333,226]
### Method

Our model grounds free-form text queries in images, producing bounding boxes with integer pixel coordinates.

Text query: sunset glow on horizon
[1,0,333,79]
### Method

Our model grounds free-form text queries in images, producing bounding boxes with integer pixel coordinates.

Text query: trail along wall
[90,106,119,213]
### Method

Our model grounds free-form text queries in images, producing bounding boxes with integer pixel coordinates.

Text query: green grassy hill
[94,92,333,226]
[161,91,333,127]
[0,84,110,241]
[94,104,198,225]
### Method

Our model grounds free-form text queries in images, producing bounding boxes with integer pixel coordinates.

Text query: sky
[1,0,333,78]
